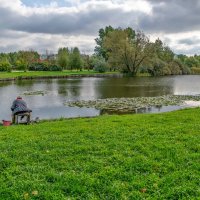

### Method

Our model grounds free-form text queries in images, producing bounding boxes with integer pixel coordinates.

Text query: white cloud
[166,31,200,55]
[0,0,199,55]
[0,30,95,54]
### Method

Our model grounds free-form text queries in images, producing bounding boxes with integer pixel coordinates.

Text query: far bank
[0,71,122,81]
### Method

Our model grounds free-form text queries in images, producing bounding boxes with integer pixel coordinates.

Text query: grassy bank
[0,108,199,199]
[0,71,120,81]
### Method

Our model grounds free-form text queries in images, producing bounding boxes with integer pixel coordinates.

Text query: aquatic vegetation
[23,90,46,96]
[65,95,200,112]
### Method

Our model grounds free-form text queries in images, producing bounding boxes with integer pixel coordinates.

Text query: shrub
[28,63,62,71]
[191,67,200,74]
[29,62,48,71]
[181,65,191,75]
[93,59,109,73]
[148,59,169,76]
[0,61,12,72]
[15,60,27,71]
[49,65,62,71]
[168,59,191,75]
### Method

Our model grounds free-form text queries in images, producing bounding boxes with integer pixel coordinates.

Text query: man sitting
[11,96,32,124]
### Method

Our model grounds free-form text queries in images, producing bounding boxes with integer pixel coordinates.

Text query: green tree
[17,50,40,71]
[93,57,109,73]
[69,47,83,71]
[94,26,114,60]
[86,55,101,70]
[154,38,174,62]
[57,47,69,70]
[147,59,171,76]
[82,54,90,71]
[177,54,187,63]
[173,59,191,75]
[167,61,181,75]
[0,59,11,72]
[184,56,199,68]
[103,29,154,75]
[8,52,18,66]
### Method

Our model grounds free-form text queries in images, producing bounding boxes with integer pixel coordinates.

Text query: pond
[0,75,200,120]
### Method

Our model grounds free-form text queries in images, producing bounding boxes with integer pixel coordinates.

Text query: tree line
[0,25,200,75]
[0,48,84,72]
[94,26,200,76]
[0,47,108,73]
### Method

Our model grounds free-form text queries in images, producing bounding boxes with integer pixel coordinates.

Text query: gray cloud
[178,38,200,45]
[0,3,140,36]
[175,45,200,55]
[140,0,200,33]
[0,0,198,36]
[0,0,200,55]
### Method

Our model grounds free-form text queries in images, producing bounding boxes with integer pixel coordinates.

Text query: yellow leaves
[140,188,147,193]
[23,193,29,199]
[23,190,38,199]
[32,190,39,196]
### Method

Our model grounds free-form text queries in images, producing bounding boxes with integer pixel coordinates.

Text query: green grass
[0,108,200,199]
[0,71,119,80]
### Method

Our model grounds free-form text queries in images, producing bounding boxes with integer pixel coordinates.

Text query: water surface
[0,75,200,120]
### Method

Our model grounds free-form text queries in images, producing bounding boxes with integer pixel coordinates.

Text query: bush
[191,67,200,74]
[49,65,62,71]
[15,60,27,71]
[0,62,12,72]
[171,59,191,74]
[181,65,191,75]
[15,64,26,71]
[148,59,169,76]
[28,63,62,71]
[167,61,181,75]
[93,59,109,73]
[29,62,48,71]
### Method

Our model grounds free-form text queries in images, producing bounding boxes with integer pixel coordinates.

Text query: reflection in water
[95,77,174,98]
[56,79,82,97]
[0,81,12,88]
[57,79,68,96]
[100,105,183,115]
[0,75,200,120]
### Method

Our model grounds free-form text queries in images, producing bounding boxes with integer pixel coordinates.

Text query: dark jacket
[11,99,31,114]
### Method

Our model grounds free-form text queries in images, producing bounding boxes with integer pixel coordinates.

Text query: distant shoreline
[0,71,122,82]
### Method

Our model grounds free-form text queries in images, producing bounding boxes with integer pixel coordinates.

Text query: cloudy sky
[0,0,200,55]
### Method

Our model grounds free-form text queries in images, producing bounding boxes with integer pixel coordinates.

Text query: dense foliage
[0,60,11,72]
[0,51,39,72]
[93,57,109,73]
[29,63,62,71]
[57,48,69,70]
[95,26,199,76]
[68,47,83,71]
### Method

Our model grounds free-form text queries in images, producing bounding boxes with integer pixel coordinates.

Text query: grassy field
[0,71,119,80]
[0,108,199,199]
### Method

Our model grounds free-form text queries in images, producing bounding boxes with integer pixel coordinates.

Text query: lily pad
[65,95,200,113]
[23,90,46,96]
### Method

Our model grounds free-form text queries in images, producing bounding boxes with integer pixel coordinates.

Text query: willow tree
[103,29,154,75]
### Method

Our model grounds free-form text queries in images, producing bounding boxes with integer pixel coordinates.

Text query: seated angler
[11,96,32,124]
